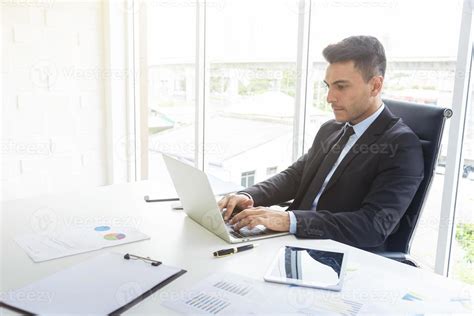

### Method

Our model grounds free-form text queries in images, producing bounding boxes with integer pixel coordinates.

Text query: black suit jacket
[243,107,424,251]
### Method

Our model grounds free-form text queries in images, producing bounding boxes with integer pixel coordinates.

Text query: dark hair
[322,35,386,82]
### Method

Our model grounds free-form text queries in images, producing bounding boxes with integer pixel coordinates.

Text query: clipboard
[0,252,186,315]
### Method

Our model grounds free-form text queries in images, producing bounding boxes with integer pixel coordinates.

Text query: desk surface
[1,181,472,314]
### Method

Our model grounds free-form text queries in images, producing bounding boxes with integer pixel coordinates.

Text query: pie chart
[104,233,126,240]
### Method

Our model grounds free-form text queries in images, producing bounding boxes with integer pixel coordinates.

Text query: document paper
[162,272,363,315]
[1,252,184,315]
[15,225,150,262]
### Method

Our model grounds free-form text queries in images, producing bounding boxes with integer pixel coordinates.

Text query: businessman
[218,35,424,251]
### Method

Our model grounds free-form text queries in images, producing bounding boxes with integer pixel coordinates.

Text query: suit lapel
[290,123,344,210]
[323,107,398,193]
[299,125,344,189]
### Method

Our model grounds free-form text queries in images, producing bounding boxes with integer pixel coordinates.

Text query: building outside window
[267,166,278,176]
[241,170,256,187]
[141,0,471,284]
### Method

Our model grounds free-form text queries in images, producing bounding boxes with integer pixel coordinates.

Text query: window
[241,171,256,187]
[205,0,297,185]
[267,166,278,176]
[138,0,471,283]
[306,0,462,273]
[450,53,474,285]
[144,1,196,178]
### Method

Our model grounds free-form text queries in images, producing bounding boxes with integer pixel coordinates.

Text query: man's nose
[326,88,337,103]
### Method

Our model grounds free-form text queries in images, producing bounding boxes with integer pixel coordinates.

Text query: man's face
[324,61,379,124]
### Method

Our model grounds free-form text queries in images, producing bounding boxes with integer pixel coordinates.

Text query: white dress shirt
[288,104,385,234]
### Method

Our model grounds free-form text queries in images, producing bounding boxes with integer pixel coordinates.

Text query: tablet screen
[264,246,346,290]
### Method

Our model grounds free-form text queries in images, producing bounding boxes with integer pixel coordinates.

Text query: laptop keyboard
[229,229,244,238]
[226,224,266,238]
[222,209,266,238]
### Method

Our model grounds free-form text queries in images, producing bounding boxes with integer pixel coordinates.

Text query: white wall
[1,1,109,200]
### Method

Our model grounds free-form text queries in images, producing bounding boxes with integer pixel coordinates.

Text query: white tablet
[263,245,348,291]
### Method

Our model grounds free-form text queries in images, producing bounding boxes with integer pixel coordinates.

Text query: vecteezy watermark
[285,0,397,15]
[119,134,229,164]
[148,141,227,157]
[155,289,202,302]
[321,288,401,304]
[1,0,55,8]
[1,290,54,304]
[60,67,136,81]
[28,208,143,236]
[213,68,284,82]
[321,142,399,158]
[30,60,58,89]
[313,0,397,9]
[62,216,142,228]
[1,139,52,156]
[114,134,135,162]
[115,282,143,306]
[116,287,203,305]
[29,60,138,89]
[286,286,401,310]
[29,207,59,235]
[152,0,226,9]
[373,208,401,237]
[149,141,195,157]
[199,210,227,233]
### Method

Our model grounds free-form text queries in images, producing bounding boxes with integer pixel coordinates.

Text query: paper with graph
[15,225,150,262]
[162,272,363,315]
[162,272,273,314]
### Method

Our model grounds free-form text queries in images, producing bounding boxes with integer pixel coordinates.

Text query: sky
[147,0,463,64]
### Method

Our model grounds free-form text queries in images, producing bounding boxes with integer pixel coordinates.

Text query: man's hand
[218,194,254,221]
[229,207,290,232]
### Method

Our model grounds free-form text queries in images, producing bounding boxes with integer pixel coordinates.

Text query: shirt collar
[346,103,385,137]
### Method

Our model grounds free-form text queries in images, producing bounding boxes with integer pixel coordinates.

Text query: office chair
[378,98,452,267]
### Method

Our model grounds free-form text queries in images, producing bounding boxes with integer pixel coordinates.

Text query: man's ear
[370,76,384,96]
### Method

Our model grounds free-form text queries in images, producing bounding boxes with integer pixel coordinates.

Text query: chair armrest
[376,252,420,268]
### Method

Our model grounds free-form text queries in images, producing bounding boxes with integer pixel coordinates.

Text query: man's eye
[337,85,346,90]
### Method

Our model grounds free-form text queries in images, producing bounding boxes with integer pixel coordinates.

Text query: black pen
[213,244,257,257]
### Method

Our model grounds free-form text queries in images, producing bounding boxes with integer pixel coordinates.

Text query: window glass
[205,0,298,185]
[241,170,256,187]
[307,0,462,271]
[146,1,196,178]
[450,54,474,285]
[267,166,278,176]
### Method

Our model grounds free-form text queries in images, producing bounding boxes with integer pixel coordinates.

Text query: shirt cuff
[288,211,297,234]
[237,191,253,202]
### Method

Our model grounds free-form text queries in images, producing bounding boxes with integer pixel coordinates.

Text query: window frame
[132,0,473,278]
[241,170,256,187]
[435,0,474,277]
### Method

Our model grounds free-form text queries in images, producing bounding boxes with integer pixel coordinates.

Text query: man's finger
[217,195,228,209]
[223,198,238,220]
[243,199,253,208]
[234,216,254,231]
[246,216,262,229]
[230,209,264,224]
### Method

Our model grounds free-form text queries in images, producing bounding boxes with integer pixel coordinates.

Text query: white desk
[1,181,472,314]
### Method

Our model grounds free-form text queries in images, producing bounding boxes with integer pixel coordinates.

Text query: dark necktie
[300,125,355,209]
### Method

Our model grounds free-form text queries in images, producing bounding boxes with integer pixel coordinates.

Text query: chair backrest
[383,99,452,253]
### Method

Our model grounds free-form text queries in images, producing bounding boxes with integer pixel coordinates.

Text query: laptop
[163,154,289,243]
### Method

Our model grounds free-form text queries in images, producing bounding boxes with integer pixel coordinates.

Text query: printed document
[15,225,149,262]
